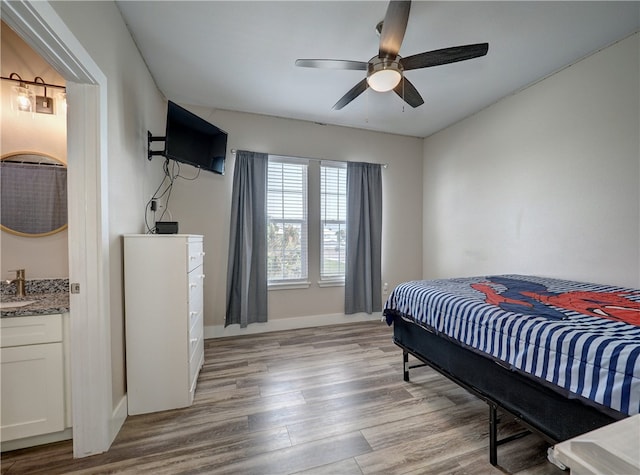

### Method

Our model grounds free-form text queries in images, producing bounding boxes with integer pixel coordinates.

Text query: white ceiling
[116,1,640,138]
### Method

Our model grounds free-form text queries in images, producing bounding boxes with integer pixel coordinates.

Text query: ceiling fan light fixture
[367,57,402,92]
[368,69,402,92]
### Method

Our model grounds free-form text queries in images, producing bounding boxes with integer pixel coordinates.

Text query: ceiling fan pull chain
[402,78,405,113]
[365,85,369,124]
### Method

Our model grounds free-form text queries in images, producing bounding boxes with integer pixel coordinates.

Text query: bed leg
[489,404,498,466]
[403,351,410,382]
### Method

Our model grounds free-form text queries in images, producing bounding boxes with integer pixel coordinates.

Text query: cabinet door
[1,343,64,441]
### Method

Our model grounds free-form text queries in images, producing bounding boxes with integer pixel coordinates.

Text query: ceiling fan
[295,0,489,110]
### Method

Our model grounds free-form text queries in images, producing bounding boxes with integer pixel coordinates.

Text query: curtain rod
[230,149,388,168]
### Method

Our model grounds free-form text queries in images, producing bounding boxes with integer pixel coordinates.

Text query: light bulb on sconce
[56,91,67,115]
[15,89,34,111]
[10,74,35,113]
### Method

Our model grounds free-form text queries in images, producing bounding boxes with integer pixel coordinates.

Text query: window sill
[317,279,345,288]
[267,280,344,290]
[268,281,311,291]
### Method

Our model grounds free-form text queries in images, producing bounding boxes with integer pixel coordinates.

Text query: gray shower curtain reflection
[0,160,67,235]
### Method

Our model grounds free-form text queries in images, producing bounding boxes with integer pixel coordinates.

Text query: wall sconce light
[9,73,35,112]
[2,73,66,115]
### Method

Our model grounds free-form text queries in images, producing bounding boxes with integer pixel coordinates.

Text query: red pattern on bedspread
[472,281,640,326]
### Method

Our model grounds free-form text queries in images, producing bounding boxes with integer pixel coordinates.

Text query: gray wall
[423,33,640,288]
[168,108,424,331]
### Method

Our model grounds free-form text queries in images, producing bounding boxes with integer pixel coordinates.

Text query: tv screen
[164,100,227,175]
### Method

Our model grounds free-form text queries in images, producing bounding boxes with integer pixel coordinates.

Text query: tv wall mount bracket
[147,131,166,160]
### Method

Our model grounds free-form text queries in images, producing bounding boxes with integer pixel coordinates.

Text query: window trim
[268,281,312,291]
[266,156,348,290]
[317,278,344,288]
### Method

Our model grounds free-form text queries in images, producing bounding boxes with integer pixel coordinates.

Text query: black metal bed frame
[401,351,535,465]
[390,312,623,467]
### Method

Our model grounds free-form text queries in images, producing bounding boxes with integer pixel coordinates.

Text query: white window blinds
[267,158,308,282]
[320,163,347,280]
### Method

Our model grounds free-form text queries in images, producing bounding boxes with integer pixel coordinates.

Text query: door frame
[1,1,114,457]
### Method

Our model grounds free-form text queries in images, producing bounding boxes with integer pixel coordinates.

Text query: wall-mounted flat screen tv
[164,100,227,175]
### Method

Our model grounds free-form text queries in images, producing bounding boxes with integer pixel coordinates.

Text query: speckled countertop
[1,279,70,318]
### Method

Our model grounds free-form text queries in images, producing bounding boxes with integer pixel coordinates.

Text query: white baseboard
[205,312,384,339]
[110,394,127,445]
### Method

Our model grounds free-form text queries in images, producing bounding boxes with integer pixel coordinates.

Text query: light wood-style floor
[1,321,564,474]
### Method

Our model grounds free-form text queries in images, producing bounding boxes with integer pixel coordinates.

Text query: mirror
[0,152,67,237]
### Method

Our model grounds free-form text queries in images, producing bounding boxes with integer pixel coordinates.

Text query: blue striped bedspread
[383,275,640,416]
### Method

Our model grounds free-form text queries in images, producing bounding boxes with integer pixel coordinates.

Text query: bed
[383,275,640,466]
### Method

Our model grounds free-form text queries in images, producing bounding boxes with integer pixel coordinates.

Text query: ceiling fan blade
[393,77,424,108]
[379,0,411,59]
[333,79,369,110]
[400,43,489,71]
[295,59,368,70]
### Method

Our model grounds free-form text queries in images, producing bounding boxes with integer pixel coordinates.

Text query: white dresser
[123,234,205,415]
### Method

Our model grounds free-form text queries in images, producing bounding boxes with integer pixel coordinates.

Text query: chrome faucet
[7,269,26,298]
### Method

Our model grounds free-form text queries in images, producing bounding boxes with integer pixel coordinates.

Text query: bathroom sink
[0,300,36,309]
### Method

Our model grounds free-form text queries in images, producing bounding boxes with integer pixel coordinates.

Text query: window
[267,156,347,287]
[267,158,308,283]
[320,163,347,280]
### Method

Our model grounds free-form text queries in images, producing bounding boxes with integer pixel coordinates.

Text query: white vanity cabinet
[124,234,205,415]
[1,314,65,442]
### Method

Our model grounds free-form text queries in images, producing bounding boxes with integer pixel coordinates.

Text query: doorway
[1,1,116,457]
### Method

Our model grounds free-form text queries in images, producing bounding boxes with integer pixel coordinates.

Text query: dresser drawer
[189,309,201,332]
[188,312,203,356]
[188,272,204,310]
[187,240,204,273]
[1,314,62,348]
[188,316,204,391]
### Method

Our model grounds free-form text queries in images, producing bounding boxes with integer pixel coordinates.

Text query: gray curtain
[345,162,382,314]
[225,150,268,327]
